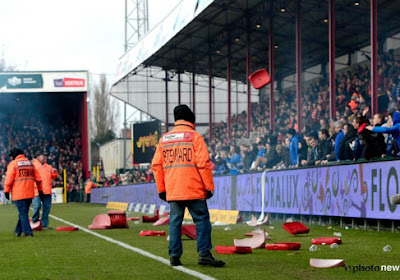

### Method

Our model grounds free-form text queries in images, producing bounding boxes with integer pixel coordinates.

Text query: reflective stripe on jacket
[151,120,214,201]
[33,159,58,195]
[4,155,43,201]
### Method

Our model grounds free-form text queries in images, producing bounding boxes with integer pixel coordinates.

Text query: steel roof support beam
[227,35,232,140]
[269,0,275,132]
[370,0,378,115]
[192,55,196,116]
[329,0,336,120]
[165,70,169,131]
[246,20,252,137]
[208,50,213,140]
[295,0,303,132]
[178,71,181,105]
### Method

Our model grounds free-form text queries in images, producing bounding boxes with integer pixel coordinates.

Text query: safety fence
[91,158,400,223]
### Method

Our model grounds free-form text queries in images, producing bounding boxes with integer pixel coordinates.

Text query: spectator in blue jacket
[334,121,345,160]
[228,146,242,175]
[287,128,299,167]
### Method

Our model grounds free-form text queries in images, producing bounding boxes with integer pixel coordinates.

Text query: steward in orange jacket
[4,151,43,201]
[4,148,43,237]
[31,151,59,228]
[152,123,214,201]
[151,105,224,267]
[84,179,96,202]
[33,159,58,195]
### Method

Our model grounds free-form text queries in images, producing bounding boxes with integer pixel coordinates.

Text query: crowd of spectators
[105,49,400,184]
[94,168,154,187]
[0,97,84,197]
[3,50,399,190]
[202,49,400,175]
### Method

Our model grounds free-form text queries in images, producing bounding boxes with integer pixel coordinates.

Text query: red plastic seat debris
[139,230,166,236]
[29,219,42,231]
[248,68,271,89]
[161,211,170,217]
[265,242,301,251]
[234,230,266,249]
[312,237,342,245]
[282,222,310,235]
[310,258,345,268]
[108,210,128,228]
[142,210,159,223]
[56,226,79,232]
[215,246,252,254]
[126,217,139,221]
[153,217,170,226]
[181,225,197,240]
[88,214,112,230]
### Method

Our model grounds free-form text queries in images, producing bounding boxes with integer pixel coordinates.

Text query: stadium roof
[113,0,400,86]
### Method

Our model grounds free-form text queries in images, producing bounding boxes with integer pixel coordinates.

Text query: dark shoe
[170,256,182,266]
[198,254,225,267]
[24,233,34,237]
[14,232,21,237]
[42,226,53,230]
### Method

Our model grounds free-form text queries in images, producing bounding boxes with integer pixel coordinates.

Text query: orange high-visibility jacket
[85,180,96,194]
[151,120,215,201]
[33,159,58,195]
[4,154,43,201]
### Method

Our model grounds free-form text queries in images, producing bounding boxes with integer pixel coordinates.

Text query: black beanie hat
[8,148,24,158]
[174,104,195,124]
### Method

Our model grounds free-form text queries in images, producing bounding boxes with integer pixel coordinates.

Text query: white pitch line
[49,214,216,280]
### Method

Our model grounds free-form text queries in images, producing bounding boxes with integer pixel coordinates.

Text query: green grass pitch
[0,203,399,279]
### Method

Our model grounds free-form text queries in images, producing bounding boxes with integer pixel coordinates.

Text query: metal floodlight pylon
[125,0,149,52]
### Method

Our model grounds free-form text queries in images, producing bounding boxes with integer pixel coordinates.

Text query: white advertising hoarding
[0,71,88,93]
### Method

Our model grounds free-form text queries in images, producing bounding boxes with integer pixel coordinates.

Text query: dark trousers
[169,199,212,258]
[14,199,33,235]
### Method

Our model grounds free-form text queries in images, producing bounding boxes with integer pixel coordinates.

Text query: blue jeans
[14,199,32,235]
[32,196,41,223]
[169,199,212,258]
[32,195,52,227]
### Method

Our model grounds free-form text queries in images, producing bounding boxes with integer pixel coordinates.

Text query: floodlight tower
[125,0,149,52]
[123,0,149,171]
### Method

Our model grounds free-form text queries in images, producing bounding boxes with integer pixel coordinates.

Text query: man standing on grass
[32,150,58,230]
[152,104,225,267]
[4,148,43,237]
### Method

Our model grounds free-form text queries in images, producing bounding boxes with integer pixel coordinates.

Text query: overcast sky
[0,0,181,130]
[0,0,180,76]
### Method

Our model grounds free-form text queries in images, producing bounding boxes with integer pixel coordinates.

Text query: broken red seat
[181,225,196,240]
[88,214,112,230]
[234,230,266,249]
[312,237,342,245]
[215,246,252,254]
[310,258,345,268]
[139,230,166,236]
[56,226,79,231]
[142,210,159,223]
[153,217,170,226]
[161,211,170,217]
[108,210,128,228]
[265,242,301,251]
[282,222,310,235]
[29,219,42,231]
[248,68,271,89]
